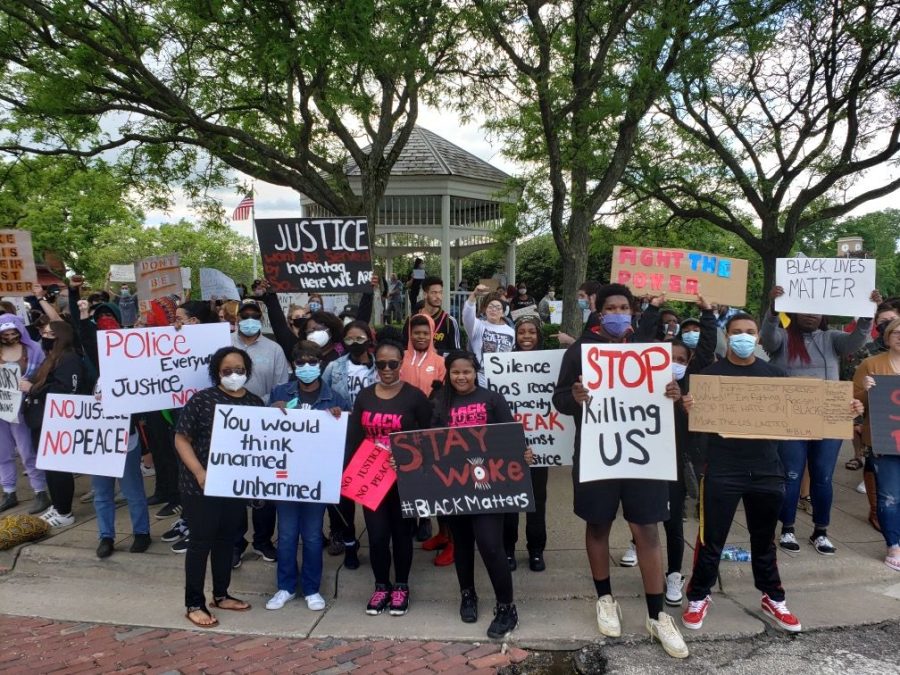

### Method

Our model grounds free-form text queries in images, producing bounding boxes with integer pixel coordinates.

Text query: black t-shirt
[297,387,320,409]
[345,382,432,462]
[432,387,514,428]
[696,357,786,469]
[175,386,265,496]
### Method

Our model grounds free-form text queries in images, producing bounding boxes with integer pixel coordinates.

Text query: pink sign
[340,440,396,511]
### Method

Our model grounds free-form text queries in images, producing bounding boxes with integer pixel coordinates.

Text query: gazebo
[301,126,518,311]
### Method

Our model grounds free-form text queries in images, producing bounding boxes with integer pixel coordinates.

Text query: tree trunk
[559,210,592,336]
[757,241,791,322]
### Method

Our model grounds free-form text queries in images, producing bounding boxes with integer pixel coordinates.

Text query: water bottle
[720,545,735,561]
[735,547,752,562]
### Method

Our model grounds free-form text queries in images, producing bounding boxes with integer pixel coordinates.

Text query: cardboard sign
[689,375,854,440]
[611,246,748,306]
[204,405,346,503]
[0,364,22,423]
[109,264,136,283]
[579,342,676,482]
[509,305,539,321]
[0,230,38,296]
[97,323,231,415]
[135,253,182,313]
[391,422,534,517]
[479,278,501,291]
[341,440,397,510]
[775,257,876,317]
[483,350,575,467]
[868,376,900,454]
[35,395,130,478]
[255,217,373,293]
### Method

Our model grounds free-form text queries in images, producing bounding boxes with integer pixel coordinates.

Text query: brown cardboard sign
[0,230,38,296]
[688,375,853,440]
[135,253,182,313]
[611,245,748,306]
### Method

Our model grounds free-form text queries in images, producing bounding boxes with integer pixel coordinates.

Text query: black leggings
[328,497,357,543]
[449,513,513,605]
[45,470,74,515]
[363,486,413,585]
[140,412,180,504]
[503,467,549,554]
[182,492,245,609]
[663,477,685,575]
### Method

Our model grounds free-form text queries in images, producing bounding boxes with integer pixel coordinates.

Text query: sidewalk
[2,442,899,653]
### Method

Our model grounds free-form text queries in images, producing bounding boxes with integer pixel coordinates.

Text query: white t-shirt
[346,360,371,406]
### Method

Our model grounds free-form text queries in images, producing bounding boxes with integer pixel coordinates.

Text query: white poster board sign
[98,323,231,415]
[181,267,192,291]
[775,257,876,317]
[205,405,346,503]
[109,265,137,283]
[35,395,130,478]
[578,342,676,481]
[0,364,22,423]
[200,268,241,301]
[548,300,563,322]
[483,350,575,467]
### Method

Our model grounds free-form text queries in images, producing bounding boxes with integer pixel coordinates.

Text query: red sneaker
[760,594,801,632]
[434,540,455,566]
[422,533,450,552]
[681,595,711,630]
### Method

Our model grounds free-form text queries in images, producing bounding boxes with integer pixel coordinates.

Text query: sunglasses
[294,358,319,366]
[220,367,247,377]
[343,336,369,345]
[375,360,401,371]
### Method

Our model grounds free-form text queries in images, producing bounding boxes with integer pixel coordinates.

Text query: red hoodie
[400,313,446,396]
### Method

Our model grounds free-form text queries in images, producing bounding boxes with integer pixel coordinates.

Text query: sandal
[185,606,218,628]
[845,457,864,471]
[211,594,252,611]
[884,556,900,572]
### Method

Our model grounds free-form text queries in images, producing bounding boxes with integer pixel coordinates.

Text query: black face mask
[347,341,370,357]
[41,338,56,352]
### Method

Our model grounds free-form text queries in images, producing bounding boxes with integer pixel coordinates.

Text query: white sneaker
[620,541,638,567]
[596,595,622,637]
[39,506,58,522]
[665,572,684,606]
[140,463,156,478]
[647,612,689,659]
[42,509,75,528]
[265,590,295,610]
[79,490,95,504]
[856,481,866,494]
[305,593,326,611]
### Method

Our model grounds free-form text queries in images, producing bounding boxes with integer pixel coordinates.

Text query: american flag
[232,195,254,220]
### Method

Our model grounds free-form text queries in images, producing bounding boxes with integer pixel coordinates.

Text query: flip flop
[185,607,218,628]
[211,595,252,612]
[884,556,900,572]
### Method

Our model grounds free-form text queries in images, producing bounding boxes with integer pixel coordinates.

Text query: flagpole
[251,182,259,280]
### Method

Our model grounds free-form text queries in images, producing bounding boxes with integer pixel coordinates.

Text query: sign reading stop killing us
[204,405,346,503]
[255,217,373,293]
[775,257,877,317]
[98,323,232,415]
[483,350,575,467]
[36,395,130,478]
[579,342,676,482]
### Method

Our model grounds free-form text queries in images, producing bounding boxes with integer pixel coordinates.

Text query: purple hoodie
[0,313,45,378]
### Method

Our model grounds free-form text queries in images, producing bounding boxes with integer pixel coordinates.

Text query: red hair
[786,318,811,365]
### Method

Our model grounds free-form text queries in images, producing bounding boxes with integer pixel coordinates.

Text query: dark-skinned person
[428,350,535,639]
[761,285,881,556]
[401,276,462,357]
[344,334,431,617]
[174,346,261,628]
[553,283,688,659]
[321,320,378,566]
[305,311,347,366]
[502,315,551,573]
[265,340,350,612]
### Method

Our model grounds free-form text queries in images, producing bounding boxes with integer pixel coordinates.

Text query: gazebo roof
[345,126,511,185]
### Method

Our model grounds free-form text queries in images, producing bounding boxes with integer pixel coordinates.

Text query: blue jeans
[872,454,900,548]
[276,501,326,597]
[92,434,150,540]
[778,438,843,528]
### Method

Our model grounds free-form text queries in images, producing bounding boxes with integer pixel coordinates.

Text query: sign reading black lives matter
[775,257,877,317]
[255,217,373,293]
[391,423,534,517]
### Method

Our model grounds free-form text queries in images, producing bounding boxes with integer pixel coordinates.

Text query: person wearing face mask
[657,310,681,341]
[113,283,139,328]
[304,311,347,366]
[761,285,881,557]
[538,287,556,324]
[265,341,350,612]
[509,283,536,312]
[463,285,516,387]
[174,347,261,627]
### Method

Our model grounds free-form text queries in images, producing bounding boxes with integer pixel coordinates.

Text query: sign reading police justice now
[579,342,676,482]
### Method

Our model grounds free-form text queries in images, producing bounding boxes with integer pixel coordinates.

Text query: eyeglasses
[343,336,369,345]
[486,303,503,311]
[294,358,319,366]
[374,360,401,371]
[220,367,247,377]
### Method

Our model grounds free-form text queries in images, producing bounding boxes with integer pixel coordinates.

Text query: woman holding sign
[463,285,515,387]
[174,347,262,627]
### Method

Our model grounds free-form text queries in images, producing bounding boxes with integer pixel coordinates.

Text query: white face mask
[307,329,330,347]
[220,373,247,392]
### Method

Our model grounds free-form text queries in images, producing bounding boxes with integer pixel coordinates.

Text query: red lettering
[508,460,524,482]
[584,346,671,393]
[618,247,637,265]
[893,429,900,452]
[444,428,470,457]
[548,411,564,431]
[890,389,900,421]
[640,249,654,266]
[43,431,72,455]
[390,433,423,472]
[487,458,507,482]
[649,273,664,291]
[685,278,699,294]
[668,275,682,293]
[432,463,470,487]
[49,398,75,419]
[171,388,199,407]
[633,272,647,288]
[617,270,631,284]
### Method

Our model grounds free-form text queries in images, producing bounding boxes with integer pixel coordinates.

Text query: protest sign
[689,375,854,440]
[181,267,192,291]
[255,217,373,293]
[35,395,130,478]
[205,405,345,503]
[579,342,676,482]
[479,278,501,291]
[611,245,748,306]
[341,440,397,510]
[98,323,231,415]
[775,257,877,317]
[0,230,38,296]
[484,350,575,467]
[391,422,534,517]
[548,300,563,322]
[868,376,900,455]
[135,253,182,313]
[109,264,136,283]
[1,296,31,324]
[0,365,21,423]
[199,268,241,301]
[509,305,539,321]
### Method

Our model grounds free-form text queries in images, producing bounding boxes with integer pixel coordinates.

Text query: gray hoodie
[760,314,872,380]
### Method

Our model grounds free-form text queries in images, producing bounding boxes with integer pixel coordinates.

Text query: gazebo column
[506,240,516,287]
[441,195,452,311]
[455,255,463,287]
[384,234,394,280]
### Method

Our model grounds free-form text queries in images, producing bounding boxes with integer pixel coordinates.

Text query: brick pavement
[0,615,531,674]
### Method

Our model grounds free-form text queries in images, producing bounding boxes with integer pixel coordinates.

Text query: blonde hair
[221,300,240,324]
[884,317,900,342]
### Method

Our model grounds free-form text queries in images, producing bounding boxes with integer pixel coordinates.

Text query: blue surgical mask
[238,318,262,336]
[601,313,632,338]
[728,333,757,358]
[577,298,590,311]
[681,331,700,349]
[295,363,321,383]
[672,362,688,381]
[309,301,322,313]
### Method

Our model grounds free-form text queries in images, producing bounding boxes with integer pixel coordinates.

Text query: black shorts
[572,470,670,525]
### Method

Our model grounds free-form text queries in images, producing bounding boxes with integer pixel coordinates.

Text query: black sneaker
[366,583,392,615]
[529,551,546,572]
[146,494,166,506]
[130,534,151,553]
[161,519,188,542]
[253,543,278,562]
[96,537,115,559]
[460,588,478,623]
[155,503,182,519]
[487,603,518,639]
[415,519,432,542]
[507,554,517,571]
[344,541,360,570]
[170,537,189,554]
[810,534,837,556]
[389,584,410,616]
[326,536,345,556]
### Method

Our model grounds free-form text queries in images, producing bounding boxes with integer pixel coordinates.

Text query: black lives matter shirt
[432,387,515,429]
[345,382,432,463]
[175,386,265,496]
